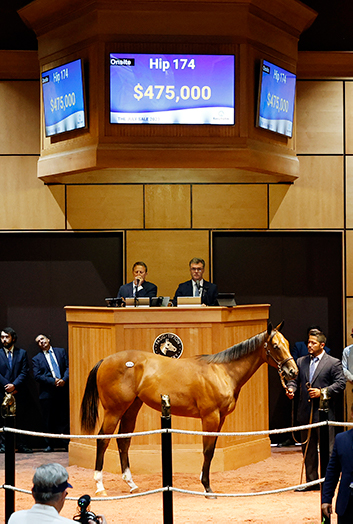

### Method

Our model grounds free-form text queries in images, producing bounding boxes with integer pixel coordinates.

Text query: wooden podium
[66,304,271,474]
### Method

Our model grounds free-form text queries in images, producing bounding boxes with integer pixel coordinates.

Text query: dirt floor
[0,445,337,523]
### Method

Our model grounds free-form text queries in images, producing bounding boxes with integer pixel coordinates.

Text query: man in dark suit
[117,261,157,300]
[32,334,70,452]
[0,327,32,453]
[172,257,218,306]
[291,325,331,362]
[322,405,353,522]
[286,329,346,490]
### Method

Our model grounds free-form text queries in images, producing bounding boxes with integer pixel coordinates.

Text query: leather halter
[264,331,295,388]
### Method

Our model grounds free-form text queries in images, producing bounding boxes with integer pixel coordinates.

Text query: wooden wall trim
[298,51,353,79]
[0,50,39,80]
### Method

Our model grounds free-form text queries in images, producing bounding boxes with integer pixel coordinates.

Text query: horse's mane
[198,330,267,364]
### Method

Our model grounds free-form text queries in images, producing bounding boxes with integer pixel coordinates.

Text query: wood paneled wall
[1,51,353,353]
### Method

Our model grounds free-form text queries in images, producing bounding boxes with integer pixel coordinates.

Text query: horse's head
[264,321,298,386]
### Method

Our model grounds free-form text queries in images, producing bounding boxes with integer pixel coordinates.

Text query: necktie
[49,350,61,379]
[195,282,200,296]
[309,356,319,383]
[7,350,12,369]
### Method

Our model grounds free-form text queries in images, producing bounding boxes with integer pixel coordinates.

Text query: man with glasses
[172,257,218,306]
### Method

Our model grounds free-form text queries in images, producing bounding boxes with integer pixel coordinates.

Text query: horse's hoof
[130,485,139,493]
[205,491,217,499]
[95,490,108,496]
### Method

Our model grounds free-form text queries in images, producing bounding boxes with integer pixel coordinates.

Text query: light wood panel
[192,184,267,229]
[346,157,353,228]
[0,156,65,230]
[269,156,344,229]
[126,229,210,299]
[296,81,343,154]
[66,185,144,229]
[346,231,353,297]
[0,81,40,155]
[66,304,271,473]
[345,82,353,155]
[346,297,353,346]
[145,184,191,229]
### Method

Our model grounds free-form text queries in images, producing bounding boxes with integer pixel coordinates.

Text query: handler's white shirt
[8,504,74,523]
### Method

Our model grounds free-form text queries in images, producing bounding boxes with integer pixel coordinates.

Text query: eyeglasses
[190,267,203,272]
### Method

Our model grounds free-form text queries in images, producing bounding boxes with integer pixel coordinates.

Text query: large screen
[110,53,235,125]
[41,58,86,137]
[256,59,296,138]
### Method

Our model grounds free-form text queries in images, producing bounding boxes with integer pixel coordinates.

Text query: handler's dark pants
[301,426,335,482]
[338,491,353,523]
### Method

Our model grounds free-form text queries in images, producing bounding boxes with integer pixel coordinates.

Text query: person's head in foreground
[32,462,72,512]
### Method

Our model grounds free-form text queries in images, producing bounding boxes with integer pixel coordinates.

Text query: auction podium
[66,304,271,474]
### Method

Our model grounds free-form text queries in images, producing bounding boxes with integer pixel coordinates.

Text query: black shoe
[44,446,54,452]
[295,484,320,492]
[17,445,33,454]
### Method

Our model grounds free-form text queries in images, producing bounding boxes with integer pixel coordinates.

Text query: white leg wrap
[122,468,138,492]
[94,470,105,494]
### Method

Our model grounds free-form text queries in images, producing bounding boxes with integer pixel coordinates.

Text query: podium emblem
[153,333,183,359]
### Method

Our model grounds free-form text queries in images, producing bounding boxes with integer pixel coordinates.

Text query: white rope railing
[0,419,344,502]
[2,418,352,440]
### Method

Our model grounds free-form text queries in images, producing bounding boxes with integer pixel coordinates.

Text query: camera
[73,494,101,524]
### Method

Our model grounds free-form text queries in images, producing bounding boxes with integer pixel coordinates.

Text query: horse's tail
[80,359,104,433]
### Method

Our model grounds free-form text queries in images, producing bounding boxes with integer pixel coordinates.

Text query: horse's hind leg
[118,397,143,492]
[94,412,120,495]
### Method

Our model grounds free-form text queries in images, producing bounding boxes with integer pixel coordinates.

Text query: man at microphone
[117,261,157,299]
[172,257,218,306]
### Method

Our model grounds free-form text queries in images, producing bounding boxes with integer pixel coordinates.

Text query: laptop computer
[216,293,236,307]
[177,296,202,307]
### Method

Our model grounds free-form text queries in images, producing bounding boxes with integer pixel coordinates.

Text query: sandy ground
[0,446,337,523]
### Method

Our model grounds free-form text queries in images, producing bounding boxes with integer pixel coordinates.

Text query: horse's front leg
[118,397,143,492]
[94,412,120,495]
[200,414,225,497]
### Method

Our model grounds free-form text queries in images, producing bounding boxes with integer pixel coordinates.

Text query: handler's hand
[322,503,332,517]
[307,387,321,399]
[286,387,294,400]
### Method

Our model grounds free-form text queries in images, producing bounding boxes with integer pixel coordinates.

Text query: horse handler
[285,329,345,490]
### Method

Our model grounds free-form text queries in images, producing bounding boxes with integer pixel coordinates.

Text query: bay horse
[80,322,297,495]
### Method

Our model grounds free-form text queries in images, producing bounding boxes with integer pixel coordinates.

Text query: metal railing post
[161,395,173,524]
[3,401,16,523]
[319,389,330,524]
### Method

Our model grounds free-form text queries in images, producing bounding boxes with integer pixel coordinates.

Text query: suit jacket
[322,428,353,516]
[172,279,218,306]
[32,347,69,400]
[287,352,345,424]
[0,346,29,393]
[117,281,157,299]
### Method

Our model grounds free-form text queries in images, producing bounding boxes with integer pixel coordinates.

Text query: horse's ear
[275,320,284,332]
[267,322,273,335]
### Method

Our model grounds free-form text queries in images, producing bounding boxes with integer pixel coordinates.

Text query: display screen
[256,59,296,138]
[41,59,86,137]
[110,53,235,125]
